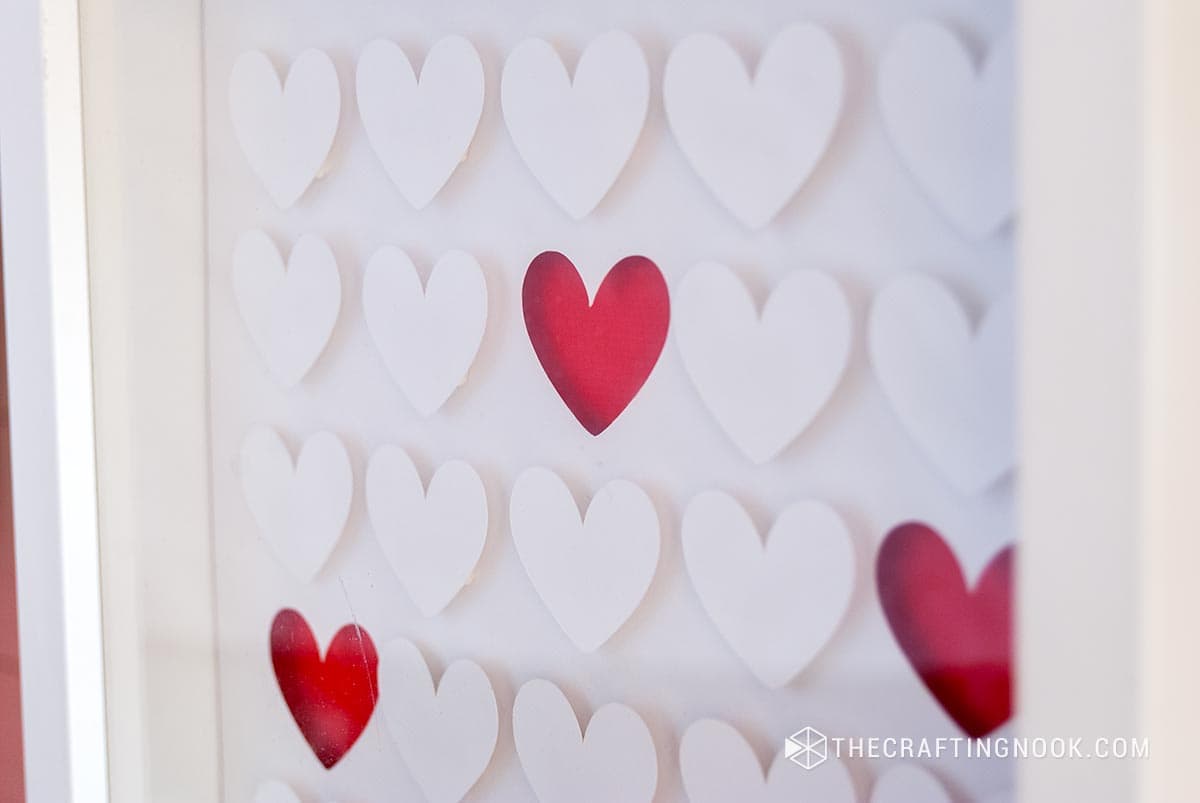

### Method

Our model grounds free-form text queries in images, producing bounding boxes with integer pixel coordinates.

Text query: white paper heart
[501,30,648,219]
[682,491,854,688]
[380,638,498,803]
[365,445,487,617]
[254,780,302,803]
[879,23,1014,238]
[680,719,856,803]
[870,764,952,803]
[513,679,657,803]
[232,230,340,387]
[356,37,484,209]
[362,247,487,416]
[664,24,843,229]
[239,428,352,582]
[509,467,659,651]
[676,263,851,463]
[869,274,1015,494]
[229,49,340,208]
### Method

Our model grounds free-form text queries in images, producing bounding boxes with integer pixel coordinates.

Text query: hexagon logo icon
[785,726,827,770]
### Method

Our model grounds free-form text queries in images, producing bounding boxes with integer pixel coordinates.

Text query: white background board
[202,1,1014,801]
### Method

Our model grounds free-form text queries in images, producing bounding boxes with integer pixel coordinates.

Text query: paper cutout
[513,679,657,803]
[240,428,352,582]
[879,23,1015,238]
[869,274,1015,494]
[380,638,497,803]
[232,230,340,387]
[877,522,1014,738]
[270,609,378,769]
[510,467,659,651]
[664,24,843,229]
[229,50,340,208]
[501,31,648,219]
[365,446,487,617]
[523,251,668,435]
[675,263,851,463]
[680,719,856,803]
[870,764,952,803]
[363,247,487,416]
[356,38,484,208]
[682,491,854,688]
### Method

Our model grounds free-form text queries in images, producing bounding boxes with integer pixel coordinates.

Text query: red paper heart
[876,523,1013,738]
[523,251,669,435]
[270,609,379,768]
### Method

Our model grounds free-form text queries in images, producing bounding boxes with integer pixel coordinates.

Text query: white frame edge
[1019,0,1144,799]
[0,0,110,800]
[1141,0,1200,799]
[79,0,221,800]
[1021,0,1200,800]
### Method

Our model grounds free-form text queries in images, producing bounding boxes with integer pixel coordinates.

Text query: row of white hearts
[245,434,999,692]
[235,232,1016,494]
[256,644,1006,803]
[232,21,1013,237]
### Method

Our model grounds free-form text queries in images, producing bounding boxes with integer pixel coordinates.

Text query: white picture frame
[0,0,108,799]
[2,1,1196,801]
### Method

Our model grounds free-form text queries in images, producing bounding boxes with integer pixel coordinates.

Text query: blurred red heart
[270,608,379,768]
[877,523,1013,738]
[523,251,669,435]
